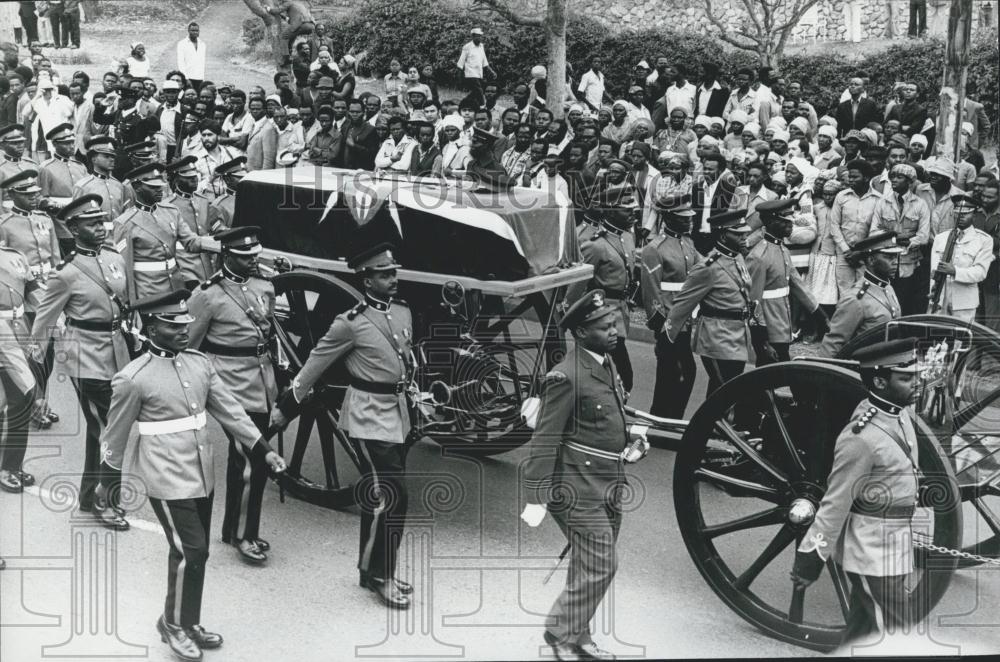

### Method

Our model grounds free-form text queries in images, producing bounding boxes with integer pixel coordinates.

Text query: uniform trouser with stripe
[547,501,623,645]
[843,572,912,644]
[352,438,408,582]
[0,371,34,472]
[700,356,745,398]
[222,411,269,543]
[652,330,696,419]
[150,494,214,627]
[70,378,112,510]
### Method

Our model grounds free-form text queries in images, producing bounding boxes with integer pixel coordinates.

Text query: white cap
[471,27,484,35]
[162,80,181,90]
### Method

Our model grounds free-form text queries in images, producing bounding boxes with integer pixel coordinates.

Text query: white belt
[133,258,178,273]
[790,254,810,268]
[29,263,53,277]
[660,282,684,292]
[0,305,25,320]
[136,411,207,435]
[762,286,790,300]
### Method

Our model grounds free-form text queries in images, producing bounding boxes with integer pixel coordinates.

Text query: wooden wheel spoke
[274,324,304,370]
[715,420,790,486]
[733,524,796,590]
[973,498,1000,536]
[316,407,362,471]
[767,390,806,476]
[288,290,315,347]
[289,412,315,475]
[806,392,835,483]
[313,409,340,489]
[702,506,786,539]
[827,561,852,622]
[694,468,782,503]
[788,584,806,624]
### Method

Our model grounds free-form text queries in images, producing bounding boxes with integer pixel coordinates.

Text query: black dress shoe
[363,577,411,609]
[93,505,130,531]
[543,631,581,661]
[360,571,413,595]
[16,471,35,487]
[253,538,270,552]
[230,539,267,564]
[0,471,23,493]
[576,641,616,660]
[184,625,223,650]
[156,615,202,661]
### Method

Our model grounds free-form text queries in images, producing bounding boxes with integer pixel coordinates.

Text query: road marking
[24,484,163,534]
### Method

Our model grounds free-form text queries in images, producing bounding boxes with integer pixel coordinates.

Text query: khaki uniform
[207,191,236,234]
[0,207,60,312]
[522,345,628,646]
[30,248,130,380]
[747,233,818,344]
[38,156,88,242]
[73,173,129,222]
[665,244,758,362]
[818,272,900,358]
[568,225,635,335]
[640,230,701,419]
[187,269,278,544]
[113,201,212,300]
[0,246,34,395]
[165,191,216,284]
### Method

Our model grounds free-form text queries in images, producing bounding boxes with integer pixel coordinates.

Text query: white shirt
[31,92,75,137]
[697,81,722,116]
[126,56,151,78]
[159,102,180,146]
[663,81,697,117]
[374,136,417,171]
[583,348,608,366]
[222,111,254,145]
[194,144,238,195]
[700,176,722,233]
[457,41,489,79]
[176,37,207,80]
[577,70,606,109]
[277,122,305,155]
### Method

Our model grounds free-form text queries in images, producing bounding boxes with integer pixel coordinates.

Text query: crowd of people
[0,10,999,662]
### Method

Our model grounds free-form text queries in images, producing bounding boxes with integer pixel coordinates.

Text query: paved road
[3,337,1000,661]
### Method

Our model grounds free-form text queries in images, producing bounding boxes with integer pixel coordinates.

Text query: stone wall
[311,0,997,43]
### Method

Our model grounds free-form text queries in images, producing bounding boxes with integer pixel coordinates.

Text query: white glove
[521,503,547,527]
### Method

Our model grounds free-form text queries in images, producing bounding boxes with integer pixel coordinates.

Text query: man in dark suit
[693,63,729,119]
[522,289,646,662]
[344,99,378,170]
[835,77,880,137]
[691,152,738,254]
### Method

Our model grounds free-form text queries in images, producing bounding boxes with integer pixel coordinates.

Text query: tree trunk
[242,0,285,70]
[544,0,567,118]
[81,1,101,21]
[936,0,972,161]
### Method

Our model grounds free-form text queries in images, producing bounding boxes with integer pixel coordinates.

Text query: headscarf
[818,115,838,129]
[817,125,837,140]
[693,114,711,129]
[890,163,918,180]
[611,99,630,111]
[909,134,928,148]
[709,116,725,129]
[728,109,750,126]
[531,65,547,79]
[786,156,819,191]
[742,122,761,137]
[789,117,810,135]
[823,179,845,194]
[766,117,787,131]
[860,128,879,146]
[628,117,655,139]
[771,129,790,143]
[441,114,464,130]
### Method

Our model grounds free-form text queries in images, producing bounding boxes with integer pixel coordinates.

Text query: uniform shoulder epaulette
[346,301,368,320]
[647,234,666,249]
[182,348,209,360]
[856,280,871,300]
[39,157,57,168]
[56,252,76,270]
[544,369,567,385]
[704,253,721,266]
[200,271,224,290]
[158,200,178,210]
[591,229,607,241]
[392,298,409,308]
[852,406,879,433]
[76,173,95,185]
[120,353,153,379]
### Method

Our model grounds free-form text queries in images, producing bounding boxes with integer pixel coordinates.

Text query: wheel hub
[787,497,816,526]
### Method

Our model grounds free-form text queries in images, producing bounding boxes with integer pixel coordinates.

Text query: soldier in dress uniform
[818,232,903,358]
[187,227,277,565]
[28,194,130,529]
[73,137,130,229]
[664,209,762,397]
[97,289,287,662]
[792,338,923,644]
[640,201,701,418]
[38,123,89,257]
[0,169,61,426]
[566,193,637,394]
[747,198,828,364]
[0,242,38,493]
[206,157,247,234]
[271,243,415,610]
[165,156,216,289]
[113,162,217,301]
[929,194,994,323]
[0,124,39,208]
[120,139,159,208]
[521,289,643,662]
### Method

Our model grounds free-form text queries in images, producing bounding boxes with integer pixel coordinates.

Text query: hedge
[243,0,998,139]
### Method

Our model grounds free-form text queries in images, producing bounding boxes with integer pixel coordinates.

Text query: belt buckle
[256,344,268,356]
[394,381,406,394]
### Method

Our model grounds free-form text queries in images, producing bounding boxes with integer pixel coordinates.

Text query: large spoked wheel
[271,270,364,509]
[673,362,962,652]
[838,315,1000,568]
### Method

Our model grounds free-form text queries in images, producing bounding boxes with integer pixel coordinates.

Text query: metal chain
[913,535,1000,567]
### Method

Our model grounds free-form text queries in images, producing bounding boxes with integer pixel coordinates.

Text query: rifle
[927,225,960,315]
